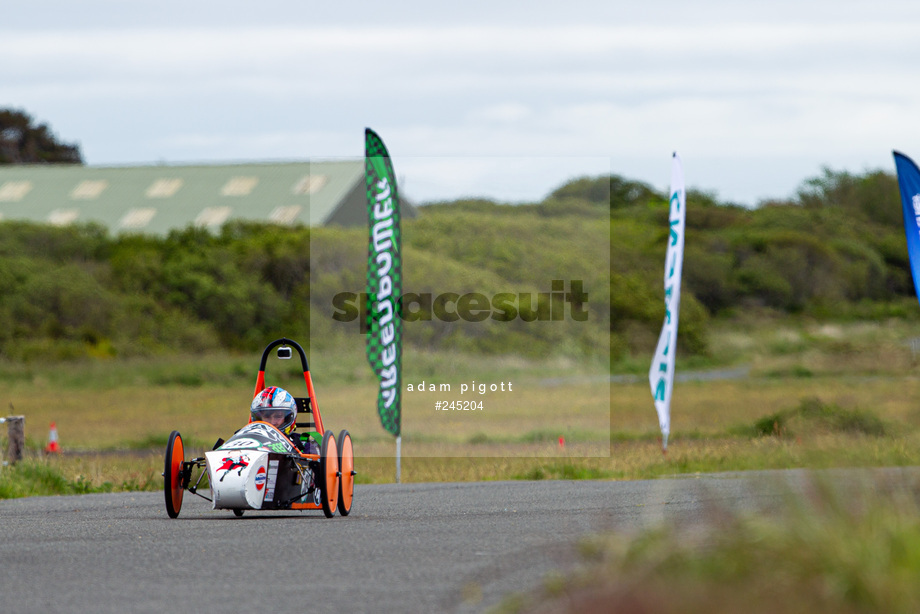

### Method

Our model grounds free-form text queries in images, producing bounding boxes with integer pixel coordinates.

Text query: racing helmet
[251,386,297,434]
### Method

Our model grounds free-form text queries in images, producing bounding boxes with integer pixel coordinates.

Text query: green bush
[0,166,914,363]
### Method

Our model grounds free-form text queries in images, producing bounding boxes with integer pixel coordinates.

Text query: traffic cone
[45,422,60,454]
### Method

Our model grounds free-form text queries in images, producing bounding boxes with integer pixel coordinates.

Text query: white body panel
[205,449,269,510]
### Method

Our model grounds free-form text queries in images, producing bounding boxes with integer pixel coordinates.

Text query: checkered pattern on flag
[365,128,402,437]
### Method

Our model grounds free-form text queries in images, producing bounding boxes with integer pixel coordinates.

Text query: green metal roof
[0,160,366,234]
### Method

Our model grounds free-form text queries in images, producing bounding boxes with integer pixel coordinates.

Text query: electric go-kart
[163,338,354,519]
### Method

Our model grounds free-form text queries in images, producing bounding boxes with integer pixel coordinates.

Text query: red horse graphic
[217,456,249,481]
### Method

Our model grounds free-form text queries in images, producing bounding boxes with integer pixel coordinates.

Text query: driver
[250,386,318,454]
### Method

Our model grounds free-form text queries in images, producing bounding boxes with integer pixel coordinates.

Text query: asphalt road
[2,469,916,613]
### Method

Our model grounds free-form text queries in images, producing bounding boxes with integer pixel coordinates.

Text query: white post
[395,435,401,484]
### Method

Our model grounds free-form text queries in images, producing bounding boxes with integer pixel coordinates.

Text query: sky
[3,0,920,206]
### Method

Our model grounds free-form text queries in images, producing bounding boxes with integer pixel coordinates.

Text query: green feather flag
[364,128,402,438]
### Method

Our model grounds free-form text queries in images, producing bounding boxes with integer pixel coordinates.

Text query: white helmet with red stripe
[251,386,297,434]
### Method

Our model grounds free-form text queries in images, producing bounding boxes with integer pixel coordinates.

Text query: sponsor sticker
[265,460,279,500]
[254,466,267,491]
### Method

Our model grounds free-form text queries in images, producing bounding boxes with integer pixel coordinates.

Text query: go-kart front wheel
[337,430,354,516]
[164,430,185,519]
[319,429,339,518]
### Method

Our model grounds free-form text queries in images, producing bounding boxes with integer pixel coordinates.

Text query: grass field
[3,316,920,497]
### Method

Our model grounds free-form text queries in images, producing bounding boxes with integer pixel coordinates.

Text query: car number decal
[220,438,260,450]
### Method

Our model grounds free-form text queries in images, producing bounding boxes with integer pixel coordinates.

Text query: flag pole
[395,435,401,483]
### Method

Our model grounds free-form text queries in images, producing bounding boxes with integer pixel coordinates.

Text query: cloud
[2,12,919,204]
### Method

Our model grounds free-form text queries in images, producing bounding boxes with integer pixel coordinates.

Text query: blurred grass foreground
[501,471,920,614]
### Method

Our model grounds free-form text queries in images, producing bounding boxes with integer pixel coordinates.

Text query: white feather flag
[649,153,686,451]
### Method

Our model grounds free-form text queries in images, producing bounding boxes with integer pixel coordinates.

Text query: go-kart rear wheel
[337,430,354,516]
[319,430,339,518]
[164,430,185,519]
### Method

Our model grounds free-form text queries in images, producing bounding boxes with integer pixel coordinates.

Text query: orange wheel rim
[170,436,184,509]
[340,435,354,510]
[325,437,338,512]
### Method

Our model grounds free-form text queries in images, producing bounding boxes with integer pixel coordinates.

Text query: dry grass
[5,316,920,494]
[4,372,611,456]
[6,370,920,491]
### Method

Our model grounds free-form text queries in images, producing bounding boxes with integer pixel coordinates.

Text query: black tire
[319,430,339,518]
[164,431,185,519]
[337,430,354,516]
[233,509,244,517]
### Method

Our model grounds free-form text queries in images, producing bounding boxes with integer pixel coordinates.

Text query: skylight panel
[269,206,302,225]
[145,178,184,198]
[0,180,33,202]
[48,209,79,226]
[119,208,157,229]
[220,176,259,196]
[194,206,231,228]
[70,179,108,200]
[292,175,327,195]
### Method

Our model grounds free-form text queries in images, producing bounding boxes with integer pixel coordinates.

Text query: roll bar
[253,337,324,435]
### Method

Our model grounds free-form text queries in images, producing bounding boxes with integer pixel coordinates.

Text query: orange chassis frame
[253,338,329,511]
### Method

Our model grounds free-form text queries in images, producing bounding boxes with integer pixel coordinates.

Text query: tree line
[0,109,82,164]
[0,152,911,363]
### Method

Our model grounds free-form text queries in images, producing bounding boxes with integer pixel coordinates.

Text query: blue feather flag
[894,151,920,305]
